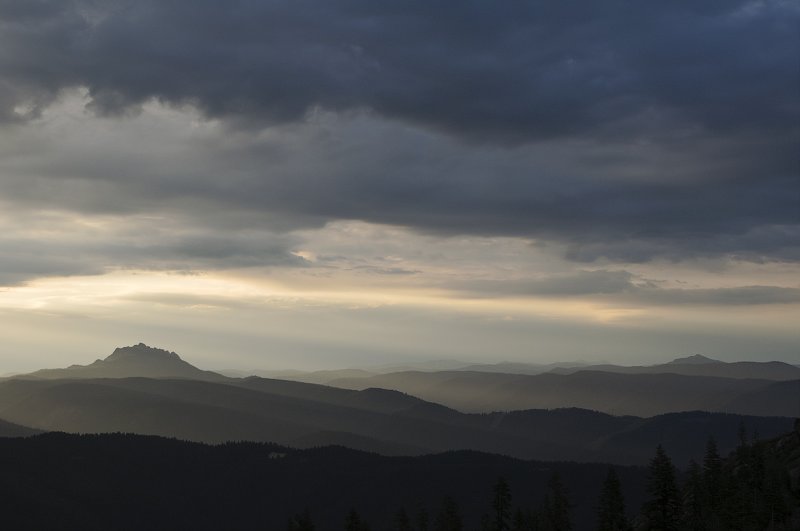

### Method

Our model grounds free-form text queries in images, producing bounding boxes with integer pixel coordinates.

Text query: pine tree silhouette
[345,508,370,531]
[511,508,537,531]
[434,496,463,531]
[287,509,315,531]
[417,507,430,531]
[542,472,571,531]
[596,467,628,531]
[392,507,413,531]
[680,461,705,531]
[644,445,680,531]
[492,477,513,531]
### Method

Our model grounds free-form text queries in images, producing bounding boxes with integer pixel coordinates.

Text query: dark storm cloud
[0,0,797,264]
[0,0,795,141]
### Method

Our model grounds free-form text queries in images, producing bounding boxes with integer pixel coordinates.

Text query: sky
[0,0,798,372]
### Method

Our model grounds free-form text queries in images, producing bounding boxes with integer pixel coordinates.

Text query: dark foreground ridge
[0,432,644,531]
[1,427,799,530]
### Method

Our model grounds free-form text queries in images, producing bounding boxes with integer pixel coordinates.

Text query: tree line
[289,425,796,531]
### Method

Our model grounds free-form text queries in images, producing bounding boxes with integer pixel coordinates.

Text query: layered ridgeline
[546,353,800,380]
[268,354,800,382]
[328,368,800,416]
[0,344,796,466]
[0,418,40,438]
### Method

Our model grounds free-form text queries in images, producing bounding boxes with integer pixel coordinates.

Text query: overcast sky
[1,0,798,372]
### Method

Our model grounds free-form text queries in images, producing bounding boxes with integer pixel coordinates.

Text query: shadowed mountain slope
[5,345,796,465]
[328,369,795,417]
[0,418,40,438]
[0,432,649,531]
[722,379,800,418]
[0,376,792,466]
[0,377,534,458]
[220,368,379,384]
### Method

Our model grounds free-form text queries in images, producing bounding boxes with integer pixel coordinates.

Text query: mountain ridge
[0,375,793,466]
[22,343,227,382]
[666,353,722,365]
[328,369,799,416]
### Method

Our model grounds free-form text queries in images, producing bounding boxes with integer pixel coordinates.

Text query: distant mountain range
[328,369,800,417]
[547,357,800,381]
[2,344,797,467]
[259,354,800,385]
[0,375,792,466]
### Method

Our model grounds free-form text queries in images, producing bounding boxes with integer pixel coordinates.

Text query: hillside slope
[0,376,792,466]
[0,418,40,438]
[329,369,788,417]
[0,432,649,531]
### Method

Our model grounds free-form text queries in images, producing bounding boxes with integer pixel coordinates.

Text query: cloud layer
[0,0,797,290]
[2,1,796,140]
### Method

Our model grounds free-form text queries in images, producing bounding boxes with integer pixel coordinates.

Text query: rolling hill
[547,356,800,380]
[0,418,40,438]
[5,344,796,467]
[328,369,796,417]
[0,375,792,466]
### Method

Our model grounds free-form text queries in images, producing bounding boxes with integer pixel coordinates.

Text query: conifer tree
[716,462,742,530]
[542,472,571,531]
[702,437,721,513]
[644,445,680,531]
[511,509,539,531]
[434,496,463,531]
[736,421,748,458]
[392,507,413,531]
[418,507,430,531]
[288,510,315,531]
[511,509,528,531]
[596,467,628,531]
[680,461,705,531]
[761,463,790,528]
[345,508,370,531]
[493,477,513,531]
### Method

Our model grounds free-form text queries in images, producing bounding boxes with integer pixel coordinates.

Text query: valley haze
[2,343,797,464]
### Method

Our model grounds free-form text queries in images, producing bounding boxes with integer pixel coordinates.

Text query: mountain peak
[667,354,722,365]
[25,344,224,381]
[106,343,182,362]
